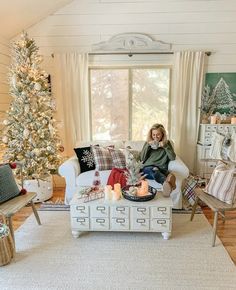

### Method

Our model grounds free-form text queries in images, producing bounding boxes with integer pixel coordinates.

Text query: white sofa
[58,141,189,209]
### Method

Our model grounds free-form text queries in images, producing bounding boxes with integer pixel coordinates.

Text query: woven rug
[1,212,236,290]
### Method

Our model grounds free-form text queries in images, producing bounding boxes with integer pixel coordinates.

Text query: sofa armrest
[168,156,189,180]
[58,156,81,187]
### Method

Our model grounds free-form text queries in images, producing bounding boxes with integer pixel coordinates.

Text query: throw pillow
[0,164,20,204]
[125,147,140,163]
[108,148,126,169]
[92,145,113,171]
[74,146,96,173]
[204,161,236,204]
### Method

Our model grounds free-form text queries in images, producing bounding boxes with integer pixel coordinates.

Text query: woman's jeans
[142,166,168,185]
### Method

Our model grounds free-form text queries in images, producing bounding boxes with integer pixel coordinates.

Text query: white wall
[26,0,236,73]
[0,36,10,124]
[0,36,10,159]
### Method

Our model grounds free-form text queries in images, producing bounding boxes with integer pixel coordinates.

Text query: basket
[122,185,157,202]
[0,212,15,266]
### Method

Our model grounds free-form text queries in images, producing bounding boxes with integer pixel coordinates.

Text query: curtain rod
[51,51,211,58]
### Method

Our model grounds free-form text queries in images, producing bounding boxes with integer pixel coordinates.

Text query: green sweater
[140,140,176,171]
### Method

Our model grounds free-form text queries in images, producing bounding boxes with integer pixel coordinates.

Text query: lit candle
[210,115,217,124]
[113,183,121,200]
[137,180,149,196]
[231,117,236,124]
[104,185,112,200]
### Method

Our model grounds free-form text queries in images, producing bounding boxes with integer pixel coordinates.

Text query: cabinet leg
[72,230,81,238]
[162,232,171,240]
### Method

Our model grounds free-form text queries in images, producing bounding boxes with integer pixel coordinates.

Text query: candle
[113,183,121,200]
[210,115,217,124]
[104,185,112,200]
[231,117,236,124]
[137,180,149,196]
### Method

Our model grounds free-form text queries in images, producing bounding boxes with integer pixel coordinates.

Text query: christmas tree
[1,32,61,179]
[124,151,144,186]
[212,77,233,110]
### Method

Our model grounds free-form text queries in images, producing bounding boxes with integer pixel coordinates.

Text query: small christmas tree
[124,151,144,186]
[1,32,61,179]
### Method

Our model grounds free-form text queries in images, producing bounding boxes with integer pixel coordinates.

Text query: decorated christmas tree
[124,151,144,186]
[1,32,61,179]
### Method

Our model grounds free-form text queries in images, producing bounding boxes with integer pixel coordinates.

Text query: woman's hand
[158,141,164,147]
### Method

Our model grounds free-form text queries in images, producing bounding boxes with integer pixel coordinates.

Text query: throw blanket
[107,168,128,188]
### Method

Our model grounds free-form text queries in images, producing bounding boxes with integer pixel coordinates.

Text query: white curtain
[171,51,205,173]
[53,53,90,156]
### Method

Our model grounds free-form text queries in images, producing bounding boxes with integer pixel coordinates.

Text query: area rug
[1,212,235,290]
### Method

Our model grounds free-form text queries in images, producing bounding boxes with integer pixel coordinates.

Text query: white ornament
[23,128,30,139]
[12,75,17,89]
[2,136,8,143]
[3,119,9,125]
[34,82,41,91]
[24,105,30,113]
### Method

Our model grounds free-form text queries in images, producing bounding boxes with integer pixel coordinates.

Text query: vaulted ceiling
[0,0,73,39]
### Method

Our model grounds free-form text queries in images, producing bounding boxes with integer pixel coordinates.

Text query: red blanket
[107,168,128,189]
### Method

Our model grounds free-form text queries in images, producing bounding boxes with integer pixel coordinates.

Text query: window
[90,67,170,141]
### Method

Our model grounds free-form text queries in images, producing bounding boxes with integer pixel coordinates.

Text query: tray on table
[122,185,157,202]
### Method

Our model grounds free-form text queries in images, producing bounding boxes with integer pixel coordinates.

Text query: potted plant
[1,32,62,202]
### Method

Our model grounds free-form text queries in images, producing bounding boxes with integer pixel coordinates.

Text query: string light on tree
[1,31,62,179]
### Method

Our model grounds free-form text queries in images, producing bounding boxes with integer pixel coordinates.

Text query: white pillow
[204,161,236,205]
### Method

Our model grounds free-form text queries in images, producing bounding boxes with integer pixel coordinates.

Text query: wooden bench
[0,192,41,244]
[190,187,236,247]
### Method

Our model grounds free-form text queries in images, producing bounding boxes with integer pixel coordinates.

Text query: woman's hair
[146,123,167,145]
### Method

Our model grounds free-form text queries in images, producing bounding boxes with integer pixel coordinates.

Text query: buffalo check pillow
[92,145,113,171]
[204,161,236,205]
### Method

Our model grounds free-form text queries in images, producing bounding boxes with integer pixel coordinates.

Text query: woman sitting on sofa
[140,123,176,197]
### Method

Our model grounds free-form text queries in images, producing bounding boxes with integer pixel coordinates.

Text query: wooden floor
[10,187,236,265]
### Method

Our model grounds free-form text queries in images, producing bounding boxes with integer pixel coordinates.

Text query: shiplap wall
[0,36,10,123]
[25,0,236,73]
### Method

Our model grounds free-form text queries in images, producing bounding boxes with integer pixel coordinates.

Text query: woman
[140,123,176,197]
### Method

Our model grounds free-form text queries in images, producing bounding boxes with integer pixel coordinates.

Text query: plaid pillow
[92,145,113,171]
[108,148,126,169]
[182,175,198,206]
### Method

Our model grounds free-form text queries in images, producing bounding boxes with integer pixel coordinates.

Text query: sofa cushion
[124,141,145,151]
[108,148,126,169]
[76,170,111,187]
[74,146,96,173]
[92,145,113,170]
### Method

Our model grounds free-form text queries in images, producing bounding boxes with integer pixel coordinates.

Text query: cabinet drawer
[90,205,109,218]
[131,206,149,218]
[71,217,89,230]
[151,206,170,218]
[150,219,170,232]
[131,218,150,231]
[111,218,129,231]
[111,206,129,218]
[91,218,109,230]
[71,205,89,217]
